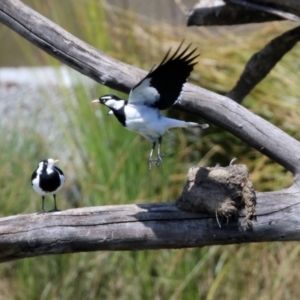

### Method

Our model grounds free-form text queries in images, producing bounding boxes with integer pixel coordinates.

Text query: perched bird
[92,42,209,169]
[31,158,65,213]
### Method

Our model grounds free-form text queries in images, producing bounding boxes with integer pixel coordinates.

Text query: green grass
[1,0,300,299]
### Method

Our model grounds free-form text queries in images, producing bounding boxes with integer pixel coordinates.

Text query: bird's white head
[37,158,58,173]
[92,94,124,110]
[47,158,59,166]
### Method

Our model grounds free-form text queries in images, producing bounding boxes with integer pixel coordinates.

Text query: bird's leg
[49,194,60,212]
[156,136,164,166]
[148,141,156,170]
[38,196,46,215]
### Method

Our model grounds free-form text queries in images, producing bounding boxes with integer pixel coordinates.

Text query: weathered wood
[252,0,300,15]
[227,25,300,103]
[0,192,299,263]
[187,0,299,27]
[1,0,300,175]
[187,0,282,26]
[229,0,300,20]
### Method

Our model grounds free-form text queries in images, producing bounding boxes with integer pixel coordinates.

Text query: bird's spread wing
[128,42,199,110]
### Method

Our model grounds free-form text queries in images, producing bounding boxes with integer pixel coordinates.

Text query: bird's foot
[49,207,60,213]
[149,158,156,170]
[156,154,165,167]
[37,209,46,215]
[148,154,165,170]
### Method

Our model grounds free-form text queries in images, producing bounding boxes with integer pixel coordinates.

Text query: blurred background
[0,0,299,299]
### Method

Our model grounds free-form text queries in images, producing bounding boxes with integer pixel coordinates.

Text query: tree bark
[187,0,299,27]
[0,196,300,263]
[1,0,300,262]
[226,25,300,103]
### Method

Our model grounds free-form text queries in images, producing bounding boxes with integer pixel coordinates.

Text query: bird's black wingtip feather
[184,53,201,66]
[159,41,199,67]
[159,48,172,66]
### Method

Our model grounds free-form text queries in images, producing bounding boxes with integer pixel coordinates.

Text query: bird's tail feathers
[164,118,209,130]
[186,122,209,129]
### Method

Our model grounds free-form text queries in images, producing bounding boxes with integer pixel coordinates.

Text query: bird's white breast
[124,104,169,139]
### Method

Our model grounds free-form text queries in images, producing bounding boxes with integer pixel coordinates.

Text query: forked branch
[227,26,300,103]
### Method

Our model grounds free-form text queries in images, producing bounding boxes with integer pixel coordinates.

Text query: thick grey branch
[1,0,300,175]
[187,0,298,27]
[181,84,300,175]
[227,25,300,103]
[228,0,299,21]
[0,193,299,263]
[253,0,300,15]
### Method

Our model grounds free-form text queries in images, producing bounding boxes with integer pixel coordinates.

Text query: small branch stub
[176,164,257,227]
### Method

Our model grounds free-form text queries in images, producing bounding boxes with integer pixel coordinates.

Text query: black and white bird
[31,158,65,213]
[92,42,209,169]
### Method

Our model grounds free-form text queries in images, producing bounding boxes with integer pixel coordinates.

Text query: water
[0,65,96,152]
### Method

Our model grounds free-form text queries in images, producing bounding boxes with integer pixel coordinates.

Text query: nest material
[176,164,256,227]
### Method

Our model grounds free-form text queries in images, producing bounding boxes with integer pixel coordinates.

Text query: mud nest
[176,163,256,227]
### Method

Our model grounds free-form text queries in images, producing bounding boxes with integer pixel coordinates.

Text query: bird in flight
[92,42,209,170]
[31,158,65,213]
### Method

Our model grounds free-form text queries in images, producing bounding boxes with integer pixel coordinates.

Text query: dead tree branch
[228,0,299,20]
[187,0,299,26]
[1,197,300,263]
[226,25,300,103]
